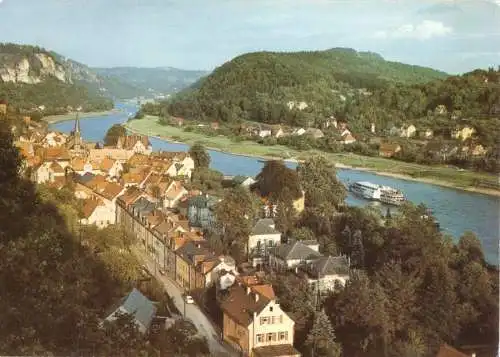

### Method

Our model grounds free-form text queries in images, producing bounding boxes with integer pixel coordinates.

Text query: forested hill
[153,47,449,123]
[0,43,113,115]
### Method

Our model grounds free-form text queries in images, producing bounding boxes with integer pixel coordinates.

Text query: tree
[253,160,302,201]
[297,156,346,213]
[213,187,260,257]
[104,124,126,146]
[273,187,297,235]
[189,142,210,169]
[305,309,342,357]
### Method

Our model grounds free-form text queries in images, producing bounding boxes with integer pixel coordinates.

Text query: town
[2,98,496,357]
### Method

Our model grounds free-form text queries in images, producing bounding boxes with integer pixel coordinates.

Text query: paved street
[133,248,237,357]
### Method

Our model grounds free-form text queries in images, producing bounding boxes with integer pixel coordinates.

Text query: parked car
[184,295,194,304]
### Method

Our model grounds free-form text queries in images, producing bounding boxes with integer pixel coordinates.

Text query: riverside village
[2,96,496,357]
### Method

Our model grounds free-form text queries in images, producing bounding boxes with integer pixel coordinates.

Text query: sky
[0,0,499,74]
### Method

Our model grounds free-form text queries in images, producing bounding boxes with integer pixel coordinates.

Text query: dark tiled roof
[131,197,156,216]
[311,256,349,276]
[251,218,280,235]
[176,240,211,265]
[188,195,219,208]
[119,288,157,330]
[271,241,322,261]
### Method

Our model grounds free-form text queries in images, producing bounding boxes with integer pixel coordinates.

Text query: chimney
[247,286,251,295]
[254,293,259,302]
[471,354,476,357]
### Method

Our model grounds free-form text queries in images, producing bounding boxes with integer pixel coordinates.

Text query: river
[50,102,499,264]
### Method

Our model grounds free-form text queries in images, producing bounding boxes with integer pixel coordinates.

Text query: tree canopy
[104,124,126,146]
[189,142,211,170]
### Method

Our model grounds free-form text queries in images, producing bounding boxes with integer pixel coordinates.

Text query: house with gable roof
[269,240,322,271]
[103,288,157,334]
[79,197,114,228]
[303,255,350,293]
[220,279,300,357]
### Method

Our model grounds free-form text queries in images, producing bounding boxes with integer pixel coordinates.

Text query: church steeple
[73,111,81,134]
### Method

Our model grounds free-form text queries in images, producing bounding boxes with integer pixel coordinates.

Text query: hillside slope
[0,43,112,115]
[93,67,208,97]
[159,48,449,125]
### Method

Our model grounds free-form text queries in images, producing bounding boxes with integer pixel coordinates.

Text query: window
[260,317,269,325]
[269,306,273,312]
[266,333,275,342]
[279,331,288,341]
[256,334,264,343]
[280,315,283,323]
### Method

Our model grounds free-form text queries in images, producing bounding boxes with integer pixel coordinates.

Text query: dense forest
[0,79,113,115]
[199,157,499,357]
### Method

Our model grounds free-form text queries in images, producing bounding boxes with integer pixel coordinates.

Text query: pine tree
[351,229,365,268]
[305,309,342,357]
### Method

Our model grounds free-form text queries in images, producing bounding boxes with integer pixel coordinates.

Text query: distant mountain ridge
[93,67,209,98]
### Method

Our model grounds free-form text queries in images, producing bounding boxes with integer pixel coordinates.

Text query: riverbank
[43,109,120,124]
[125,116,500,198]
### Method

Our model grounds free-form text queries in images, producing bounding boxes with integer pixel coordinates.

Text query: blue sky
[0,0,498,73]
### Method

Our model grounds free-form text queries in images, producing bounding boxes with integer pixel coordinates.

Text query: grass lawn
[125,116,499,193]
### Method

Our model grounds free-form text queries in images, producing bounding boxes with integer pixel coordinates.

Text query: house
[471,144,487,157]
[116,134,152,155]
[33,161,66,184]
[400,124,417,138]
[304,255,350,294]
[305,128,324,139]
[0,99,7,115]
[269,240,322,271]
[248,218,282,266]
[89,148,133,163]
[233,175,256,188]
[151,151,195,178]
[79,198,114,228]
[292,128,306,136]
[172,116,184,126]
[389,126,402,137]
[435,344,469,357]
[452,126,476,141]
[379,143,402,158]
[70,157,94,175]
[258,126,273,138]
[420,128,434,139]
[272,126,285,138]
[41,131,68,147]
[220,283,300,357]
[292,191,305,213]
[187,194,220,229]
[341,129,356,144]
[163,180,188,208]
[175,240,212,291]
[434,104,448,115]
[104,288,157,334]
[99,157,123,178]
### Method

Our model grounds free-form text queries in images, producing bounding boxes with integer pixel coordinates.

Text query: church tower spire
[73,111,81,133]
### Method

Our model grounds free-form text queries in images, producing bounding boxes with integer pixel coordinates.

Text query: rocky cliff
[0,51,69,84]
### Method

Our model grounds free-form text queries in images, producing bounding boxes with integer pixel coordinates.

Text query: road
[133,248,238,357]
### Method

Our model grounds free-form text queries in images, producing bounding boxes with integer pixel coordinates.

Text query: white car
[184,295,194,304]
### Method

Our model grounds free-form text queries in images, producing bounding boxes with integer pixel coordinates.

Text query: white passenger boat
[349,181,406,206]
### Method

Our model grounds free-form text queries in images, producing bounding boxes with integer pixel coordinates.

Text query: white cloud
[374,20,453,40]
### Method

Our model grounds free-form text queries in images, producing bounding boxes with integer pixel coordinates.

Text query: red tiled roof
[81,199,102,218]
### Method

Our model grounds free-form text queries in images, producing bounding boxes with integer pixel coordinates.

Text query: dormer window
[269,306,273,312]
